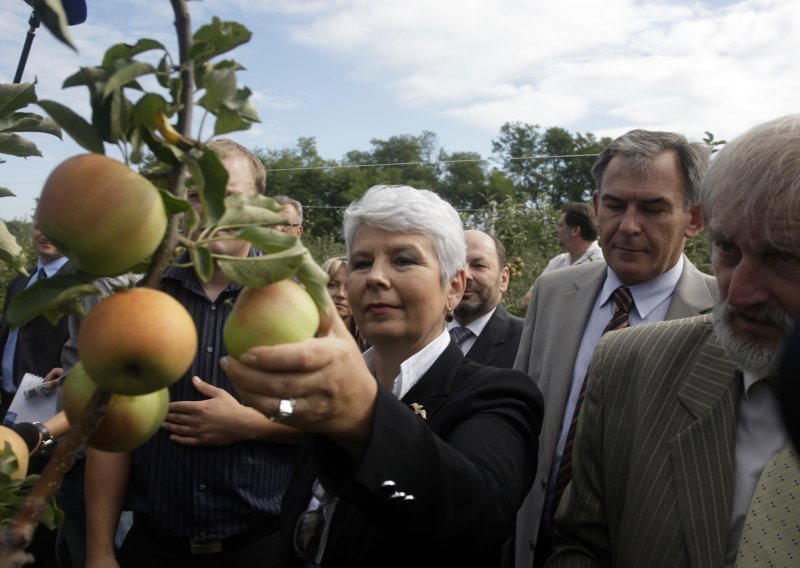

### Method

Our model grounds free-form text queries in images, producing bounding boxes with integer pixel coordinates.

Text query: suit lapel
[402,342,463,422]
[669,336,739,568]
[667,259,717,319]
[466,307,506,366]
[541,266,606,459]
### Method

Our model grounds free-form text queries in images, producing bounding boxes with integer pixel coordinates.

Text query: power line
[265,153,601,173]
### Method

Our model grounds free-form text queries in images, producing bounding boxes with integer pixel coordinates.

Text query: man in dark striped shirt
[85,140,300,568]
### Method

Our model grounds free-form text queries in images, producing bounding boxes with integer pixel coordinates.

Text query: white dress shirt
[550,255,686,485]
[542,241,604,274]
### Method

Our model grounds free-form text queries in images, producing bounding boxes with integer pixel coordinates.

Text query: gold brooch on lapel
[410,403,427,421]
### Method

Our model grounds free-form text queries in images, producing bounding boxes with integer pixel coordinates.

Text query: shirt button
[206,346,214,353]
[199,483,206,491]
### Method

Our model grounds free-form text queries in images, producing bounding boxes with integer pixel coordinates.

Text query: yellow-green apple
[224,279,319,358]
[0,426,29,480]
[79,288,198,395]
[37,154,168,276]
[62,362,169,452]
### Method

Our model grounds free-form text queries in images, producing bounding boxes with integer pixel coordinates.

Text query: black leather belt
[133,514,280,555]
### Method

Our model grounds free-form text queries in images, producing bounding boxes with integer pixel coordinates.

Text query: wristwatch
[32,421,55,454]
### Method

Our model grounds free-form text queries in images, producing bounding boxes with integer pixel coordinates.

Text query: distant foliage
[0,220,34,308]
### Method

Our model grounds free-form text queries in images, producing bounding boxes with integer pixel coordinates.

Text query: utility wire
[265,153,600,173]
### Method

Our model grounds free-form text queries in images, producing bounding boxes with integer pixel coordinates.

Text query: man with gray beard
[546,115,800,568]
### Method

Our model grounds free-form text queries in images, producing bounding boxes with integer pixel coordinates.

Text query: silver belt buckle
[189,540,223,554]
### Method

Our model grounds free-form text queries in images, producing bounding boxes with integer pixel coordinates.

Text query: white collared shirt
[447,308,496,355]
[542,241,604,274]
[550,255,687,484]
[363,328,451,402]
[723,372,787,567]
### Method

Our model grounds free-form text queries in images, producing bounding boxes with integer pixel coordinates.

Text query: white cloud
[272,0,799,141]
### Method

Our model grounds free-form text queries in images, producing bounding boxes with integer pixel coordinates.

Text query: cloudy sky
[2,0,798,220]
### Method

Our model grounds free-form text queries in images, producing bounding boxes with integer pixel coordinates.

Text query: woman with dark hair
[224,184,543,568]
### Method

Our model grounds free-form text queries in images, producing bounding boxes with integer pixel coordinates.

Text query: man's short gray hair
[591,129,709,209]
[344,185,466,283]
[701,114,800,244]
[274,195,303,224]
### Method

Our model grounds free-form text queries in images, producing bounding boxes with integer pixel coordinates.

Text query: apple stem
[142,0,194,291]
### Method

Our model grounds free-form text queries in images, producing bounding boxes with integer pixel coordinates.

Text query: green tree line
[2,121,712,315]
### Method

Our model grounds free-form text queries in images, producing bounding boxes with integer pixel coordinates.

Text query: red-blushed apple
[224,279,320,358]
[0,426,29,480]
[62,362,169,452]
[37,154,168,276]
[78,288,198,395]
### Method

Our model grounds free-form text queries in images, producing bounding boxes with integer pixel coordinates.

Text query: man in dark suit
[547,114,800,568]
[513,130,716,568]
[450,230,523,369]
[0,219,71,421]
[0,218,71,568]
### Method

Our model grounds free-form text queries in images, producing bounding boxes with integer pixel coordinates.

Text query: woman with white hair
[223,184,543,567]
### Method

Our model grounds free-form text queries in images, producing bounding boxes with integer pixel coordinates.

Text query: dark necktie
[550,286,634,522]
[449,326,474,347]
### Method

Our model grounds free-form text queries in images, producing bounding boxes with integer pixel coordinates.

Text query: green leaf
[132,93,168,126]
[6,274,100,327]
[156,54,172,89]
[216,193,284,228]
[37,99,105,154]
[102,61,156,100]
[190,246,214,283]
[0,112,61,138]
[0,188,15,197]
[213,106,252,136]
[195,60,244,88]
[199,68,237,111]
[102,39,167,67]
[230,226,297,254]
[139,128,181,166]
[216,245,307,287]
[190,18,252,66]
[30,0,77,50]
[0,133,42,158]
[62,67,104,93]
[159,189,192,216]
[0,442,23,480]
[0,83,37,116]
[186,148,228,226]
[294,253,331,313]
[0,221,28,276]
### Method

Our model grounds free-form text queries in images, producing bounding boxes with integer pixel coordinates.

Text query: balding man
[449,230,523,369]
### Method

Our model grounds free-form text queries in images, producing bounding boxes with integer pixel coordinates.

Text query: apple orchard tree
[0,1,328,564]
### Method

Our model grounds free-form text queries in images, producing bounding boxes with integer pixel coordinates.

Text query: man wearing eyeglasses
[274,195,304,238]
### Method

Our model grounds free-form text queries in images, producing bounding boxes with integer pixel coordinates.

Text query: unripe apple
[79,288,198,395]
[0,426,29,480]
[62,362,169,452]
[37,154,168,276]
[224,279,319,358]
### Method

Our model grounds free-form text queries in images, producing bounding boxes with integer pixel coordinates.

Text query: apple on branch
[78,288,198,395]
[223,279,320,358]
[62,363,168,453]
[37,154,168,276]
